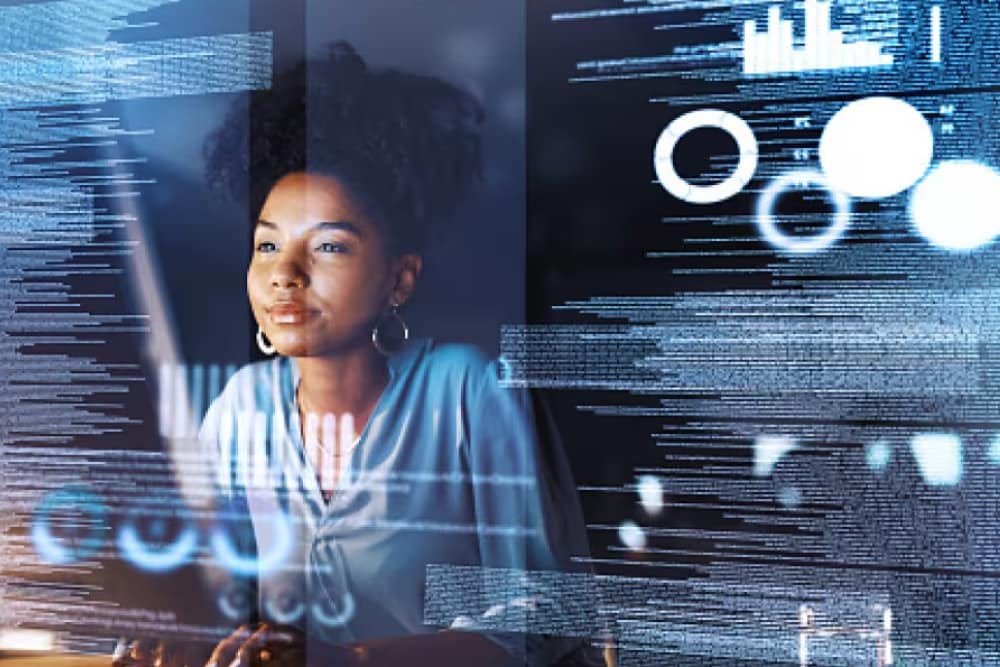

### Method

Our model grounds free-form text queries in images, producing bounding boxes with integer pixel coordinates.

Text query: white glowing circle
[756,170,851,254]
[819,96,933,199]
[777,486,801,508]
[753,434,798,477]
[636,475,664,516]
[865,441,892,472]
[909,433,963,487]
[618,520,646,551]
[909,160,1000,251]
[654,109,758,204]
[989,435,1000,465]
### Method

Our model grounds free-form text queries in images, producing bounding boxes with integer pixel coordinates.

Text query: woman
[158,43,600,667]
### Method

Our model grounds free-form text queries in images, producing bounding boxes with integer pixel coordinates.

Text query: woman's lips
[269,302,311,324]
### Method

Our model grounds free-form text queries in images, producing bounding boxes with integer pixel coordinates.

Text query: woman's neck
[294,346,390,425]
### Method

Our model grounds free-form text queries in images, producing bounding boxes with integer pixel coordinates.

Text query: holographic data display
[523,0,1000,664]
[0,0,534,659]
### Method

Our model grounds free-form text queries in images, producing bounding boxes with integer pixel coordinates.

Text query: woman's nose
[270,255,307,288]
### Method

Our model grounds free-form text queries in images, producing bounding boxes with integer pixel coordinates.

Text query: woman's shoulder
[399,339,524,420]
[400,338,496,386]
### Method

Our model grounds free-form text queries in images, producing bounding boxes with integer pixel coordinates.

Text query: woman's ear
[389,253,422,306]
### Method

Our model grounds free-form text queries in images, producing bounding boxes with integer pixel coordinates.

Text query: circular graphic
[210,510,293,577]
[777,486,802,508]
[819,96,934,199]
[756,169,851,254]
[117,513,198,573]
[617,520,646,551]
[218,583,253,621]
[311,593,356,628]
[865,441,892,472]
[31,485,107,565]
[654,109,758,204]
[636,475,664,517]
[909,160,1000,251]
[264,590,306,625]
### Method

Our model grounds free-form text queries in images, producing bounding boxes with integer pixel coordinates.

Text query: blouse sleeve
[453,360,603,666]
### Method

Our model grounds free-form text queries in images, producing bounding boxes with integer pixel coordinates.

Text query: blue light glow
[210,512,293,578]
[753,435,798,477]
[637,474,665,517]
[311,594,356,628]
[117,517,198,573]
[617,520,646,550]
[989,435,1000,465]
[264,592,306,625]
[218,584,253,622]
[756,170,851,254]
[777,486,801,507]
[910,433,963,487]
[865,441,892,473]
[819,96,934,199]
[31,485,107,565]
[654,108,758,204]
[909,160,1000,251]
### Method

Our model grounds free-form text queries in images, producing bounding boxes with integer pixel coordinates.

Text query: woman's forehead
[258,172,368,227]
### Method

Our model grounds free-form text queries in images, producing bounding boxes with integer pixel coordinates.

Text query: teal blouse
[198,339,599,666]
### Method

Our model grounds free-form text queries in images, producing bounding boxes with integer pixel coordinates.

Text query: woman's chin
[266,326,373,358]
[269,332,312,357]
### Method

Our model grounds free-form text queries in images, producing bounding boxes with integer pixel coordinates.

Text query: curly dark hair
[204,41,485,255]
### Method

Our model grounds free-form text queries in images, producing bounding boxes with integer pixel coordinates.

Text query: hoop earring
[371,304,409,356]
[256,326,276,356]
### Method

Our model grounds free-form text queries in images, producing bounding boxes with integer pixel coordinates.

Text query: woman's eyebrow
[312,221,363,237]
[255,219,363,237]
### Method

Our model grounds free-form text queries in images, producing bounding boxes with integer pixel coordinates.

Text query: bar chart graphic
[743,0,894,75]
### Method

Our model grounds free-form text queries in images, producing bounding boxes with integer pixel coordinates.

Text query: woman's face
[247,172,419,358]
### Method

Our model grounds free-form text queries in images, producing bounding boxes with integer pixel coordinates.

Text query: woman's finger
[233,624,302,667]
[205,625,253,667]
[111,637,133,667]
[156,640,199,667]
[123,639,157,667]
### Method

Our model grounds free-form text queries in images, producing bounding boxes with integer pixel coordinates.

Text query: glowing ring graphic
[210,512,293,578]
[117,516,198,573]
[264,592,306,625]
[218,583,253,621]
[32,485,107,565]
[311,594,356,628]
[756,169,851,254]
[654,109,758,204]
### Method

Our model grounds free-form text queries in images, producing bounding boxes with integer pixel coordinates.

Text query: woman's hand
[111,637,214,667]
[205,624,297,667]
[204,623,357,667]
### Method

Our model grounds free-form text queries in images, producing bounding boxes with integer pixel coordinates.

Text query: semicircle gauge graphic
[264,590,307,625]
[210,510,294,577]
[31,485,108,565]
[117,512,199,573]
[311,593,356,628]
[218,582,254,621]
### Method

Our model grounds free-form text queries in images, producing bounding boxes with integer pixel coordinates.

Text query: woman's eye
[255,241,277,253]
[316,242,348,253]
